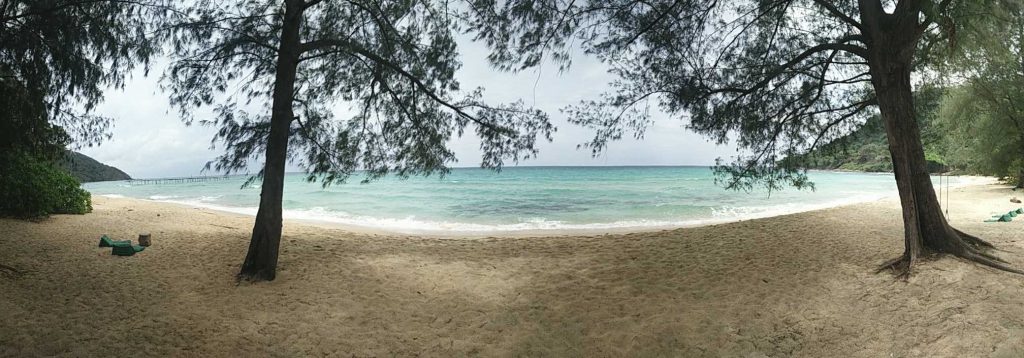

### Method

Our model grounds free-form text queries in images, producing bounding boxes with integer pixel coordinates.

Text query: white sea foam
[101,194,125,198]
[148,195,179,200]
[143,194,886,234]
[710,192,891,221]
[278,207,707,233]
[155,198,259,216]
[145,197,699,233]
[126,173,996,235]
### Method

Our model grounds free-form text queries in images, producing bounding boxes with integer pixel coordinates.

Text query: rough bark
[861,0,1021,277]
[1016,149,1024,188]
[238,0,304,282]
[1017,168,1024,189]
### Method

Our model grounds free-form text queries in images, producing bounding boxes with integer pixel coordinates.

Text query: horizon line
[124,164,719,181]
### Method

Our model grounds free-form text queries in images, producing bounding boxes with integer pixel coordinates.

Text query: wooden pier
[129,176,232,185]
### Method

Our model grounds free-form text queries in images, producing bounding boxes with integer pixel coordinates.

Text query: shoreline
[100,195,884,238]
[3,182,1023,356]
[96,175,998,238]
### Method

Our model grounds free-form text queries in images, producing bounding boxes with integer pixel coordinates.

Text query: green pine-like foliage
[0,153,92,218]
[0,1,164,218]
[788,86,950,174]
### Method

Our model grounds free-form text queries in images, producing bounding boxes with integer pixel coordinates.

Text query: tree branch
[304,0,327,10]
[701,41,867,101]
[621,0,682,48]
[812,0,863,31]
[299,38,517,137]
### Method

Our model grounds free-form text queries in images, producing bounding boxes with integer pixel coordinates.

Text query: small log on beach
[138,233,152,247]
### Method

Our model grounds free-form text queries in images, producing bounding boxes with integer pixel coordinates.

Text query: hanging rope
[945,171,950,218]
[939,172,944,218]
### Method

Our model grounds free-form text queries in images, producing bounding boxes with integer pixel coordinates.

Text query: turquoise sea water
[82,166,974,234]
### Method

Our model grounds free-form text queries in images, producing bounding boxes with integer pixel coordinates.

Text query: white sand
[1,184,1023,357]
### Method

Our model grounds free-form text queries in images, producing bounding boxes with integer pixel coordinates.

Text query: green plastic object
[986,214,1014,223]
[98,235,131,248]
[1009,211,1019,217]
[111,245,145,256]
[1016,208,1024,214]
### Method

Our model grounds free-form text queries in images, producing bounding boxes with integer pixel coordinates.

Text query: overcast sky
[79,38,736,179]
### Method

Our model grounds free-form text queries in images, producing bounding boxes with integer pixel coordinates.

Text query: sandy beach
[1,183,1023,357]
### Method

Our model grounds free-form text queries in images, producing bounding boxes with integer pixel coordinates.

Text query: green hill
[793,87,948,173]
[796,115,893,172]
[60,151,131,183]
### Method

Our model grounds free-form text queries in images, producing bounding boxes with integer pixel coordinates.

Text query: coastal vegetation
[0,1,166,217]
[7,1,1024,355]
[797,5,1024,189]
[161,0,554,281]
[933,3,1024,188]
[0,153,91,217]
[789,87,949,174]
[467,0,1024,276]
[59,151,132,183]
[802,81,1024,188]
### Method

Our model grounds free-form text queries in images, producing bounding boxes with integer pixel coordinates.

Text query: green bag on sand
[986,214,1014,223]
[1009,211,1019,217]
[1016,208,1024,214]
[98,235,131,248]
[111,245,145,256]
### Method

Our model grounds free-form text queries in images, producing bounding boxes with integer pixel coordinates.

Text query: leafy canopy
[1,1,169,218]
[1,0,171,157]
[163,0,554,185]
[0,152,92,218]
[464,0,997,191]
[935,1,1024,181]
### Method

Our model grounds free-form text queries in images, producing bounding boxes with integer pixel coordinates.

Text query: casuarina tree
[0,1,169,219]
[163,0,553,281]
[465,0,1022,276]
[1,0,169,158]
[936,1,1024,188]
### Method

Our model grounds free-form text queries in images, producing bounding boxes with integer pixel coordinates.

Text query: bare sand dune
[1,184,1023,357]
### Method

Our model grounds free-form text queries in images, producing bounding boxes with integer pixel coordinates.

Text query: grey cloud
[80,37,735,179]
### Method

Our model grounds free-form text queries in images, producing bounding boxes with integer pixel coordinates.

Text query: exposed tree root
[954,229,996,250]
[236,268,275,283]
[971,248,1009,264]
[958,228,1019,254]
[877,255,917,281]
[956,249,1024,275]
[878,230,1024,279]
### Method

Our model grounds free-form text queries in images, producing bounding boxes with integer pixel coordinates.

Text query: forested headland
[793,87,979,175]
[798,82,1024,188]
[59,151,131,183]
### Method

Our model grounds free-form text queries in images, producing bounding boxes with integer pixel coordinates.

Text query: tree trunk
[237,0,304,282]
[862,5,1020,277]
[1017,143,1024,188]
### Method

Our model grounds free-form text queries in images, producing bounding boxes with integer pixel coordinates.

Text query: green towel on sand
[111,245,145,256]
[986,214,1014,222]
[98,235,131,248]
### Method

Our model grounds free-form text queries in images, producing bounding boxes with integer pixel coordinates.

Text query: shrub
[0,153,91,218]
